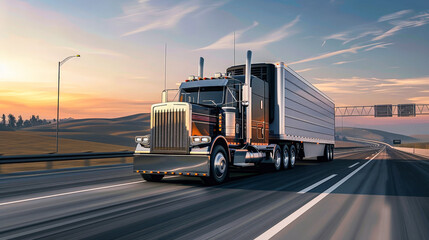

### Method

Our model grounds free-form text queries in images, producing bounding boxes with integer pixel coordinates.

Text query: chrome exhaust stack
[243,50,252,143]
[198,57,204,78]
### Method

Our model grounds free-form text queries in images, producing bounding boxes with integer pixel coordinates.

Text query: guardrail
[0,151,134,164]
[393,147,429,159]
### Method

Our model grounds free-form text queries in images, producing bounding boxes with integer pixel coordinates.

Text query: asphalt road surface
[1,146,429,240]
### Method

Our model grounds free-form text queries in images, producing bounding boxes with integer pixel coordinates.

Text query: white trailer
[274,63,335,158]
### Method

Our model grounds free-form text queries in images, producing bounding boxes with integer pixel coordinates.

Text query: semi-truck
[134,50,335,185]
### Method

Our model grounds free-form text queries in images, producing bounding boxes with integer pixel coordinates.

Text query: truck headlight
[191,136,211,145]
[136,135,150,147]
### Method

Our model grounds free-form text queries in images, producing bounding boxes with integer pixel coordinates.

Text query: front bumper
[133,153,210,176]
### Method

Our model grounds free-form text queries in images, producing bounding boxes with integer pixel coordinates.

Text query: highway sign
[393,140,401,144]
[374,105,393,117]
[398,104,416,117]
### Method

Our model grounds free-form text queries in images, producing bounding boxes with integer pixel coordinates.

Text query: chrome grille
[151,107,189,154]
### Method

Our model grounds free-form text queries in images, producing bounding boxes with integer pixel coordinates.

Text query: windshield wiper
[202,100,218,106]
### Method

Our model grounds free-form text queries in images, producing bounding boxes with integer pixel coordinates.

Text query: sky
[1,0,429,135]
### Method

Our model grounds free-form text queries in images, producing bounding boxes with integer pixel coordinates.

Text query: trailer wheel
[289,145,296,168]
[201,145,229,185]
[319,145,330,162]
[329,145,334,161]
[272,145,282,171]
[141,174,164,182]
[282,145,290,169]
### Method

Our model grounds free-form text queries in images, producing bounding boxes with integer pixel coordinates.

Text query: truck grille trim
[151,108,189,154]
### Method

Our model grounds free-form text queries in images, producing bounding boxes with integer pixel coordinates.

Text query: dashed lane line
[348,162,360,168]
[255,147,384,240]
[297,174,337,194]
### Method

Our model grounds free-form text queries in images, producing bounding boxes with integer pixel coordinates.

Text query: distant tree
[7,114,16,128]
[23,120,31,127]
[16,115,23,128]
[30,115,37,126]
[1,114,5,126]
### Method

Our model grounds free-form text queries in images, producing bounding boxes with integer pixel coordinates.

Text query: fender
[209,135,231,163]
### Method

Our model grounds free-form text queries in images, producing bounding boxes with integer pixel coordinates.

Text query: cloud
[364,42,393,51]
[311,76,429,106]
[378,10,412,22]
[342,30,383,44]
[332,60,358,65]
[196,21,259,50]
[295,68,315,73]
[119,0,224,36]
[323,30,382,45]
[375,76,429,87]
[323,33,348,41]
[288,42,379,65]
[196,15,300,50]
[323,10,428,45]
[373,13,429,41]
[407,96,429,104]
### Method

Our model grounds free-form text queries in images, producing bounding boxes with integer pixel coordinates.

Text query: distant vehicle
[134,50,335,184]
[393,139,402,144]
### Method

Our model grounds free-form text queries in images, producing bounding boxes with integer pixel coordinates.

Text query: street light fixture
[56,54,80,153]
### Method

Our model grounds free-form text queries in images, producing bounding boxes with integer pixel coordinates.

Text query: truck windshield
[179,87,224,106]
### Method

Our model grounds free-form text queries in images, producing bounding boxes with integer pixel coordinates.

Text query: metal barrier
[0,151,134,164]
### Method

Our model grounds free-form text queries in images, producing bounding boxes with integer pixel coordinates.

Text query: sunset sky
[1,0,429,134]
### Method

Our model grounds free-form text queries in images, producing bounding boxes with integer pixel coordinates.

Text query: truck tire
[272,145,282,171]
[318,145,330,162]
[201,145,229,185]
[329,145,334,161]
[282,145,290,169]
[289,145,296,168]
[141,174,164,182]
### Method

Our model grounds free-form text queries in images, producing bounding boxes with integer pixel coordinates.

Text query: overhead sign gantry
[335,103,428,117]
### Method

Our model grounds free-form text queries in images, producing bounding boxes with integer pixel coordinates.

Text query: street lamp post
[56,55,80,153]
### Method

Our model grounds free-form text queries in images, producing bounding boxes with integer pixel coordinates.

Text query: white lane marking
[255,147,384,240]
[297,174,337,194]
[348,162,360,168]
[0,180,145,206]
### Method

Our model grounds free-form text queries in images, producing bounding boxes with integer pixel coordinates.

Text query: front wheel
[141,174,164,182]
[201,145,229,185]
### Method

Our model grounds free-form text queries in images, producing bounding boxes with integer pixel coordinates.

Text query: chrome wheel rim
[283,148,289,168]
[214,152,226,178]
[290,148,296,166]
[274,150,281,169]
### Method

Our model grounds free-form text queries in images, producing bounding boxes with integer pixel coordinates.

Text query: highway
[1,146,429,239]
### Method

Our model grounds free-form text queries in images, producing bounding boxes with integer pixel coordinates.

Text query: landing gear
[201,145,229,185]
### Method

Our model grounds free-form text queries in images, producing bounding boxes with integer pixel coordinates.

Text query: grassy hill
[336,127,419,145]
[23,113,150,147]
[2,112,423,155]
